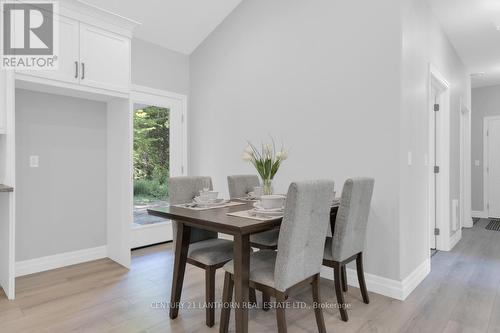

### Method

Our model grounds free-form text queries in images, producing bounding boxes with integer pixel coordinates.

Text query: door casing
[483,115,500,218]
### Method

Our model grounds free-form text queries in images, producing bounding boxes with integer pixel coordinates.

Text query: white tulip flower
[242,152,253,161]
[244,145,254,154]
[277,150,288,161]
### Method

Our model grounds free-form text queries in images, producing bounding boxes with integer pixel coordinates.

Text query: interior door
[79,23,130,92]
[16,16,80,84]
[487,118,500,217]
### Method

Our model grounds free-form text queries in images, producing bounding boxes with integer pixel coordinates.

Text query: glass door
[132,104,172,248]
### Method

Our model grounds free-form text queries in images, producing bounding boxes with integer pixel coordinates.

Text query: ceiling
[429,0,500,88]
[81,0,242,54]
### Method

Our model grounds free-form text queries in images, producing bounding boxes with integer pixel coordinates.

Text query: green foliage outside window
[133,106,170,203]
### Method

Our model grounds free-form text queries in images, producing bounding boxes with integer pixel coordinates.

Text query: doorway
[428,66,452,253]
[130,86,187,249]
[484,116,500,218]
[133,104,170,229]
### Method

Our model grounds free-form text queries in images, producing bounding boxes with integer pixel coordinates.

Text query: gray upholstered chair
[323,177,374,322]
[169,176,255,327]
[220,180,335,333]
[227,174,280,250]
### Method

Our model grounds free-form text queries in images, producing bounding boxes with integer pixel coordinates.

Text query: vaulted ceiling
[81,0,242,54]
[429,0,500,88]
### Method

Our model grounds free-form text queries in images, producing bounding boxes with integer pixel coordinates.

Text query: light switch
[475,160,480,167]
[30,155,39,168]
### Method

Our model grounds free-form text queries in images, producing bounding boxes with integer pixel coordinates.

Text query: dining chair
[322,177,375,322]
[169,176,256,327]
[227,174,280,250]
[220,180,335,333]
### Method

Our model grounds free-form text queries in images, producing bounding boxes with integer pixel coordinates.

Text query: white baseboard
[472,210,487,218]
[321,258,430,301]
[16,246,107,277]
[447,229,462,251]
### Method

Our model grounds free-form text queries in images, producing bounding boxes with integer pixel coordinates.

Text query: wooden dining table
[148,200,339,333]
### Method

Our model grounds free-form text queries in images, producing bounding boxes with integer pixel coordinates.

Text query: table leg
[170,222,191,319]
[233,234,250,333]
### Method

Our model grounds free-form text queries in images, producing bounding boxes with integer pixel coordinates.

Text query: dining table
[148,199,339,333]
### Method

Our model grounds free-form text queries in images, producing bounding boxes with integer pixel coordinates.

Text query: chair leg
[263,292,271,311]
[311,274,327,333]
[205,266,216,327]
[356,253,370,304]
[250,287,257,306]
[275,293,287,333]
[333,262,349,321]
[220,272,233,333]
[341,265,348,292]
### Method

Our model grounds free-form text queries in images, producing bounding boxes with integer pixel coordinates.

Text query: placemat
[227,209,283,221]
[174,201,246,211]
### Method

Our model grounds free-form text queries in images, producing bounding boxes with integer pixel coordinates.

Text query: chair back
[227,175,260,199]
[274,180,335,291]
[168,176,218,247]
[330,178,374,262]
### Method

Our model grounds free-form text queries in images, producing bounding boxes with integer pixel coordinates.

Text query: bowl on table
[260,194,285,210]
[198,191,219,202]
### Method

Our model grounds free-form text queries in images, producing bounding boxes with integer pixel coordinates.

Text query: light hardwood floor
[1,219,499,333]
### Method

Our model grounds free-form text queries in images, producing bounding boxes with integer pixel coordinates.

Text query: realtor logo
[1,1,59,69]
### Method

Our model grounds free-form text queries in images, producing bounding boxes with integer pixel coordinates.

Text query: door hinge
[434,228,440,236]
[434,104,440,112]
[434,166,440,174]
[181,114,185,123]
[181,165,184,174]
[487,202,490,210]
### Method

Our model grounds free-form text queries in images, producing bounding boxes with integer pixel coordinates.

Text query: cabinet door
[0,71,6,133]
[79,23,131,92]
[17,16,80,84]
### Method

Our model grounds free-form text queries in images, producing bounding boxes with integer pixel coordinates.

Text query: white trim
[131,84,188,176]
[448,229,462,251]
[131,84,188,101]
[482,115,500,218]
[320,258,430,301]
[472,210,487,218]
[460,100,473,228]
[131,221,173,249]
[16,246,107,277]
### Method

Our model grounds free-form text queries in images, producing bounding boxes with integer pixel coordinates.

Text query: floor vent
[486,219,500,231]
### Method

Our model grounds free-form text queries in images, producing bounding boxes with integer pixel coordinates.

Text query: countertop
[0,184,14,192]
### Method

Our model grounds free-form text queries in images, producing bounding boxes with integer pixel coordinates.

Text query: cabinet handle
[81,62,85,80]
[74,61,78,79]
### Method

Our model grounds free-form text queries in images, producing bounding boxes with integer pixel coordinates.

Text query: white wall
[400,0,470,276]
[190,0,403,280]
[132,38,189,94]
[15,89,107,261]
[471,84,500,212]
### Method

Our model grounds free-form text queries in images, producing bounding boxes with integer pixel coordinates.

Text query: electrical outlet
[30,155,39,168]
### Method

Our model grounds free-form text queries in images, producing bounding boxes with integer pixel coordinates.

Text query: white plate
[193,198,227,207]
[251,209,284,217]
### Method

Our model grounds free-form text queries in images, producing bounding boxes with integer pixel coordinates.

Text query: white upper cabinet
[14,2,136,95]
[0,72,5,134]
[25,16,80,84]
[79,23,130,93]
